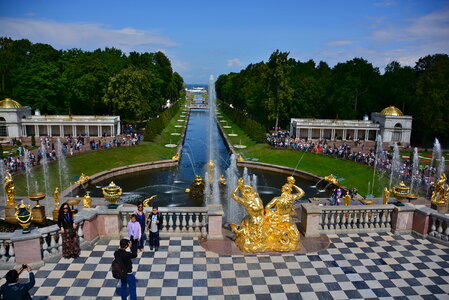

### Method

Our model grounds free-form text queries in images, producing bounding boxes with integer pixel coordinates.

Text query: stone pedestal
[436,202,448,214]
[391,204,414,234]
[5,206,17,223]
[31,206,46,224]
[11,228,43,264]
[300,204,321,237]
[207,204,224,239]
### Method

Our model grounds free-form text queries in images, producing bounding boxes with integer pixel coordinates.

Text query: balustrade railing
[319,205,394,234]
[39,225,61,259]
[428,212,449,245]
[120,207,208,237]
[0,233,15,266]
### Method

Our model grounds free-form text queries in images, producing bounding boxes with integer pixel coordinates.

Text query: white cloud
[0,17,178,52]
[327,40,354,47]
[227,58,245,68]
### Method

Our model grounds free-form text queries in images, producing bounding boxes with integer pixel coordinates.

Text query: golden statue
[172,153,180,161]
[230,177,268,252]
[230,176,304,252]
[324,174,338,185]
[383,187,390,204]
[75,173,89,185]
[431,174,448,205]
[82,193,92,208]
[54,187,60,208]
[143,195,157,207]
[237,154,244,162]
[4,171,15,207]
[264,176,303,251]
[343,194,351,206]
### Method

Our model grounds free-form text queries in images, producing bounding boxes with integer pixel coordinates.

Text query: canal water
[79,108,330,207]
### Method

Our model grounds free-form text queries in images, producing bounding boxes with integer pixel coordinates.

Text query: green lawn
[13,107,189,196]
[218,110,389,197]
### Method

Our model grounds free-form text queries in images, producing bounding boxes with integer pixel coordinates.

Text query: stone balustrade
[119,206,209,238]
[1,204,222,268]
[300,203,418,238]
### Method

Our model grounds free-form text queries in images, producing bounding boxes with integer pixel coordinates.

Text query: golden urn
[82,193,92,208]
[392,181,411,203]
[67,198,81,214]
[102,181,122,208]
[15,200,32,234]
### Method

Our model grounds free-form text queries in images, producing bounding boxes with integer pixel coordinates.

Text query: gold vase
[29,192,46,224]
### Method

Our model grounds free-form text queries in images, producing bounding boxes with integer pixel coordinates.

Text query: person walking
[0,265,35,300]
[134,202,146,252]
[148,206,163,251]
[58,202,80,259]
[127,214,141,253]
[114,239,138,300]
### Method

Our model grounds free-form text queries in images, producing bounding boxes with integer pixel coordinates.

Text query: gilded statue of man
[230,177,267,252]
[264,176,304,251]
[4,172,15,207]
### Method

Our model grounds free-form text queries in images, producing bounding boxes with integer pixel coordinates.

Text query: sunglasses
[63,207,69,210]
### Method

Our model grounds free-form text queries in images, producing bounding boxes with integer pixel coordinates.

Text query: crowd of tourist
[267,131,443,196]
[1,133,143,175]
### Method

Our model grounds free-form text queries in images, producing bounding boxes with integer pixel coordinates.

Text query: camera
[22,264,27,269]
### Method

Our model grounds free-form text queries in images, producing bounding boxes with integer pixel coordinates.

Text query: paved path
[2,232,448,299]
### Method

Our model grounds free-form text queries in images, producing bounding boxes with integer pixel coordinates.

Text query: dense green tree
[103,67,159,122]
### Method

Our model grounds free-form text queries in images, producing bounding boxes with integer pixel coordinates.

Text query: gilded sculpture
[82,193,92,208]
[230,176,303,252]
[230,177,267,252]
[54,187,60,208]
[75,173,90,185]
[143,195,157,207]
[431,174,448,205]
[4,171,15,207]
[383,187,390,204]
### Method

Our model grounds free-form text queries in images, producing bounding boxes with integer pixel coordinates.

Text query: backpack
[111,252,126,279]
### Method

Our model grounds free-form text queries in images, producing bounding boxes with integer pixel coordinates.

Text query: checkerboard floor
[7,232,449,299]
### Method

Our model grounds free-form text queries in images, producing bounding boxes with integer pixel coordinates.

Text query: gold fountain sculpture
[4,171,17,223]
[230,176,304,252]
[52,187,60,220]
[431,174,449,213]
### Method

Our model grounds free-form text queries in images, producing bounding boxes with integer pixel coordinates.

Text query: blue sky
[1,0,448,84]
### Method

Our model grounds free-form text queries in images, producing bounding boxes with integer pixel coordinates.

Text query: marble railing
[413,206,449,247]
[1,204,223,268]
[120,207,208,238]
[319,205,394,234]
[0,233,15,269]
[300,203,413,237]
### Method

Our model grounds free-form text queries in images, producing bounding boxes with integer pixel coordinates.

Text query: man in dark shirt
[0,265,35,300]
[114,238,138,300]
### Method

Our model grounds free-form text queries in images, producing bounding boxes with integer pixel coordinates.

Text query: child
[127,214,141,253]
[148,206,163,251]
[134,202,146,252]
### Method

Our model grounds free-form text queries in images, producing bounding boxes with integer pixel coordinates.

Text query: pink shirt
[127,220,141,239]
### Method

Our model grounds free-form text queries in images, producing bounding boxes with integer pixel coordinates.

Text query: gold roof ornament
[380,106,404,116]
[0,98,22,108]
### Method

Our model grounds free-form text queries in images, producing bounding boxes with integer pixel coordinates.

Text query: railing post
[299,203,322,237]
[391,204,415,234]
[207,204,224,239]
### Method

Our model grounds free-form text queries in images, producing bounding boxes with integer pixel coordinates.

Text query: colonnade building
[0,98,121,139]
[290,106,412,146]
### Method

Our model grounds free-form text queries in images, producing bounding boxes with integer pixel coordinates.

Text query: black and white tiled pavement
[6,232,449,299]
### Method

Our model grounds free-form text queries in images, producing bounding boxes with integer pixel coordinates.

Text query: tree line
[215,50,449,147]
[0,37,184,124]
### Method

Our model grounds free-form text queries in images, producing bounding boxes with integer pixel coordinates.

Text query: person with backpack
[114,238,138,300]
